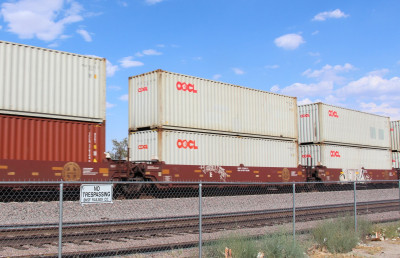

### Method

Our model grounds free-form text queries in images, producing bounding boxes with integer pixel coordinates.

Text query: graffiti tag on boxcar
[339,168,371,182]
[200,165,227,181]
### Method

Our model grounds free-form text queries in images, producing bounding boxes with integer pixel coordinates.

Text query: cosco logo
[300,114,310,118]
[177,139,198,149]
[302,154,312,158]
[330,151,340,157]
[138,87,148,92]
[328,110,339,118]
[138,145,148,149]
[176,81,197,93]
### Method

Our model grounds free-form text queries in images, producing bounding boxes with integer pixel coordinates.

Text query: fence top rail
[0,180,399,186]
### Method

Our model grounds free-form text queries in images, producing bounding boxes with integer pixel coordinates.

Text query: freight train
[0,40,399,196]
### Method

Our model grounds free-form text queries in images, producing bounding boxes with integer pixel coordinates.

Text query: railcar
[0,41,399,197]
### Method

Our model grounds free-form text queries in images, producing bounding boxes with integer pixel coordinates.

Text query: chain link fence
[0,180,399,257]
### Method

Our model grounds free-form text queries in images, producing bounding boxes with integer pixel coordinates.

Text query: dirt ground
[309,238,400,258]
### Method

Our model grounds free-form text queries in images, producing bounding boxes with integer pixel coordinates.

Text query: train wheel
[122,176,145,197]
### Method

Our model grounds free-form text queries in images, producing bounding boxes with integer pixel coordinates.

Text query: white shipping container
[391,121,400,151]
[393,152,400,169]
[0,40,106,122]
[129,70,298,139]
[299,144,392,170]
[298,103,390,148]
[129,130,298,167]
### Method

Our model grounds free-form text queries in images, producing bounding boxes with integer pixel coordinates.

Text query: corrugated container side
[392,152,400,169]
[129,130,298,167]
[129,70,298,139]
[298,103,391,148]
[391,121,400,151]
[0,114,105,162]
[298,104,320,144]
[299,144,392,170]
[0,40,106,122]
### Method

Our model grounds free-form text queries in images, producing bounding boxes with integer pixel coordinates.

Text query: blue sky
[1,0,400,150]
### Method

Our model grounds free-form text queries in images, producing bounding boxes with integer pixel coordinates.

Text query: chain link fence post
[293,183,296,243]
[58,182,64,258]
[199,183,203,258]
[353,181,357,234]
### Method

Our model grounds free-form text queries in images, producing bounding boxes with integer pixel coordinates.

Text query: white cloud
[118,1,128,7]
[48,42,59,48]
[0,25,2,30]
[280,81,334,98]
[232,68,245,75]
[367,69,389,77]
[106,60,119,77]
[119,94,129,101]
[302,63,354,83]
[312,9,349,21]
[297,98,314,105]
[142,49,162,55]
[60,34,71,40]
[265,65,279,69]
[145,0,163,5]
[136,49,162,57]
[108,85,122,91]
[0,0,83,41]
[337,75,400,97]
[106,102,115,108]
[270,85,280,92]
[76,29,92,42]
[359,102,400,118]
[119,56,144,68]
[308,52,320,57]
[274,33,305,50]
[156,44,165,48]
[312,30,319,35]
[213,74,222,80]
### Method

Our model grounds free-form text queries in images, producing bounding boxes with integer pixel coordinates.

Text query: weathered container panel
[298,103,390,148]
[393,152,400,169]
[129,70,298,139]
[0,114,105,162]
[391,121,400,151]
[299,144,392,170]
[0,40,106,122]
[129,130,298,167]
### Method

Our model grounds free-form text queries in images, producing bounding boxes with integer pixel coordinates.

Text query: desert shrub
[312,216,371,253]
[205,234,259,258]
[261,231,305,258]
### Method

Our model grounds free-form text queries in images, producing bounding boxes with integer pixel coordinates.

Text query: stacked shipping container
[391,121,400,169]
[128,70,300,182]
[298,103,393,181]
[0,40,108,181]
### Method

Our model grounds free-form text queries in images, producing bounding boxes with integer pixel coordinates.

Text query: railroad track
[1,199,399,257]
